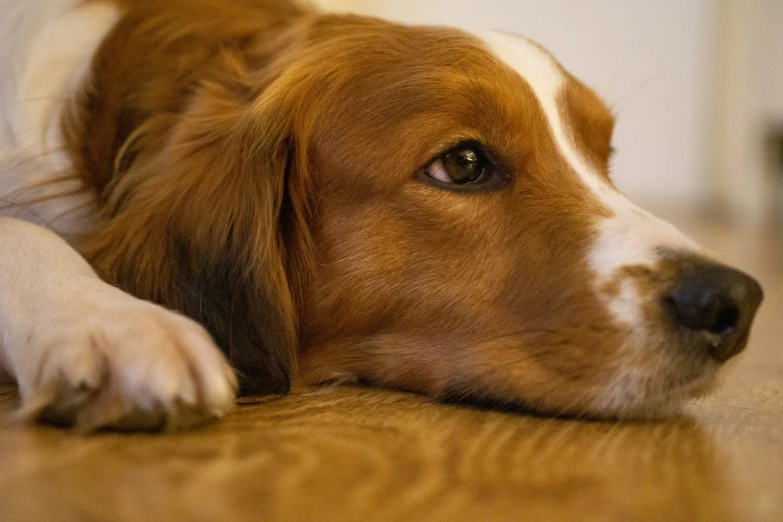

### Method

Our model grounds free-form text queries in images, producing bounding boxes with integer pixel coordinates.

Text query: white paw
[14,289,238,431]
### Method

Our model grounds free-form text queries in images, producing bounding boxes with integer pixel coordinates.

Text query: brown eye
[426,146,489,185]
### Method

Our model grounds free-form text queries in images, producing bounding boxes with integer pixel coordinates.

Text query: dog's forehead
[476,31,610,197]
[474,32,698,276]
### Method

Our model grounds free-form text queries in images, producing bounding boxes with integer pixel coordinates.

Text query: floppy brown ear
[80,74,309,395]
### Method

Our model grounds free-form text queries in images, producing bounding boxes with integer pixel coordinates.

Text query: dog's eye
[426,146,489,185]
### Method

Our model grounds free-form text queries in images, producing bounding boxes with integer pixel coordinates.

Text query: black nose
[667,262,763,362]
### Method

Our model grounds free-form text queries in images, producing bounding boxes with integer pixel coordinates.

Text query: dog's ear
[81,66,312,395]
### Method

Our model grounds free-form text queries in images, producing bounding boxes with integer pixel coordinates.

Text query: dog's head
[82,11,762,418]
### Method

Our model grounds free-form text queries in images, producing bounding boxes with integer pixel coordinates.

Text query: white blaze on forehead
[478,31,701,326]
[480,31,613,204]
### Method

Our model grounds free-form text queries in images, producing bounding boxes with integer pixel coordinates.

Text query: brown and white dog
[0,0,763,430]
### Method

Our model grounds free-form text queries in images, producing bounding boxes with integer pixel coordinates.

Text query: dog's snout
[666,263,763,362]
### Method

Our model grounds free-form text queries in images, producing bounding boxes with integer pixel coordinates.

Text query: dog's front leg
[0,218,237,431]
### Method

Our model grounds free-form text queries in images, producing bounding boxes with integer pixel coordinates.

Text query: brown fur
[64,0,648,414]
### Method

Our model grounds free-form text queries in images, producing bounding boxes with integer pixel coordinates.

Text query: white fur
[0,1,237,430]
[481,31,700,327]
[0,0,120,167]
[0,0,120,234]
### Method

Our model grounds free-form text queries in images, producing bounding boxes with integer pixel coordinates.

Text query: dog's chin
[432,366,718,423]
[451,356,724,422]
[584,362,721,421]
[304,336,725,422]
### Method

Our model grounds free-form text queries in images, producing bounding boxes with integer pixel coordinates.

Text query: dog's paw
[14,290,238,431]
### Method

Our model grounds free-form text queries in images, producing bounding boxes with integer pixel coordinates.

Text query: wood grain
[0,217,781,522]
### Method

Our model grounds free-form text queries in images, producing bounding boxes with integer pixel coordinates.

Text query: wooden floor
[1,215,781,522]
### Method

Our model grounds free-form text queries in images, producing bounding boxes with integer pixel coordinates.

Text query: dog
[0,0,764,431]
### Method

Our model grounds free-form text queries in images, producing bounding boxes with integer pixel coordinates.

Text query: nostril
[712,305,739,335]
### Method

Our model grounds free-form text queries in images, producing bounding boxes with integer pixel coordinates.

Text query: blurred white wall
[710,0,783,224]
[317,0,720,208]
[763,1,783,120]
